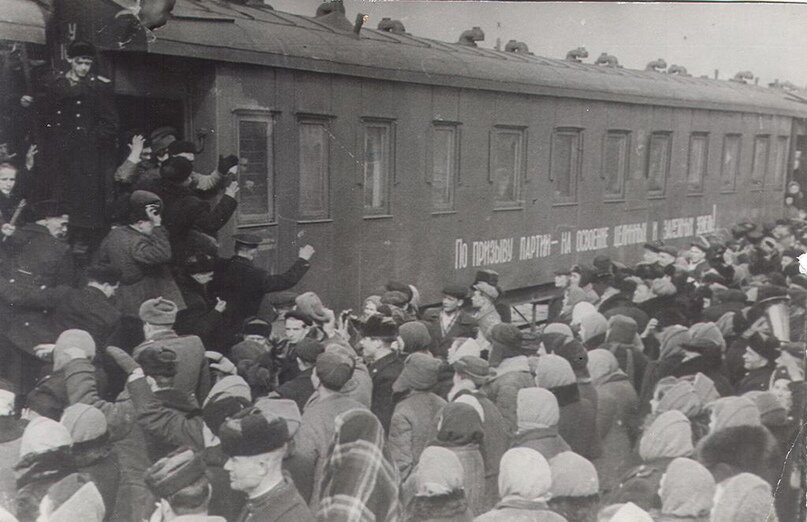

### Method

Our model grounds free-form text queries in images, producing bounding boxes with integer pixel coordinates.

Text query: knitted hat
[315,351,355,390]
[399,321,432,354]
[746,332,781,362]
[472,281,499,301]
[128,190,162,223]
[743,391,787,427]
[657,381,703,418]
[160,156,193,184]
[139,297,178,325]
[605,315,638,345]
[534,354,576,389]
[361,315,398,340]
[517,387,559,431]
[60,404,107,444]
[452,355,495,386]
[135,345,178,378]
[254,398,302,438]
[414,446,464,496]
[710,473,776,522]
[19,417,72,459]
[549,451,599,497]
[554,340,589,377]
[242,317,272,338]
[296,338,325,364]
[489,323,524,362]
[710,396,761,433]
[219,407,289,457]
[639,411,693,461]
[202,375,251,407]
[659,457,715,519]
[54,329,96,360]
[392,353,442,393]
[145,449,207,499]
[294,292,329,324]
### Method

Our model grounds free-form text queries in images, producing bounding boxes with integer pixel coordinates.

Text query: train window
[603,131,630,200]
[490,127,526,208]
[235,114,274,225]
[431,123,459,211]
[751,135,770,188]
[551,128,582,204]
[721,134,741,192]
[363,120,395,216]
[646,132,671,197]
[298,119,330,220]
[687,133,709,194]
[771,136,789,189]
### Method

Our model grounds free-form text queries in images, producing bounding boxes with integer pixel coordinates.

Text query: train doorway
[115,94,184,148]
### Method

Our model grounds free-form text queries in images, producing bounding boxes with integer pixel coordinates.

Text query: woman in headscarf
[709,473,777,522]
[317,409,400,522]
[578,312,608,351]
[534,354,599,460]
[403,446,473,522]
[475,448,567,521]
[600,315,648,393]
[548,452,600,522]
[645,379,708,444]
[607,411,693,511]
[652,457,714,522]
[639,325,691,409]
[587,349,639,493]
[511,388,570,460]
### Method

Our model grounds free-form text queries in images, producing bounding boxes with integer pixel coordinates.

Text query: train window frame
[428,121,461,214]
[720,134,742,193]
[233,108,278,227]
[550,127,583,206]
[361,117,396,218]
[770,135,789,190]
[297,114,334,223]
[687,132,709,196]
[750,134,770,190]
[602,130,631,202]
[646,131,672,199]
[489,125,527,210]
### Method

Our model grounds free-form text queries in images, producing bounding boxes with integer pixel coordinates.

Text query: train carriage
[3,0,807,311]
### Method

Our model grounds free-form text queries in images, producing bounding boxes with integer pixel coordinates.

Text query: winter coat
[550,385,599,460]
[98,225,185,316]
[591,373,639,493]
[444,444,487,516]
[511,427,570,460]
[696,424,782,487]
[236,477,313,522]
[202,445,246,522]
[0,223,74,288]
[424,309,477,359]
[275,367,315,412]
[14,446,75,522]
[474,498,568,522]
[599,341,648,394]
[389,390,447,480]
[368,352,405,434]
[482,356,534,432]
[735,363,777,395]
[405,490,475,522]
[174,274,225,351]
[293,393,368,507]
[133,330,211,407]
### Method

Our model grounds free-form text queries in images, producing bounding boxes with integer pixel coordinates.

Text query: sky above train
[270,1,807,89]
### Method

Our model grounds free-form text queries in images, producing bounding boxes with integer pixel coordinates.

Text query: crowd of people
[0,39,804,522]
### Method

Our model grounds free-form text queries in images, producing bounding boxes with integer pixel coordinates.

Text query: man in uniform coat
[359,315,404,433]
[423,284,476,359]
[36,41,118,254]
[210,234,314,350]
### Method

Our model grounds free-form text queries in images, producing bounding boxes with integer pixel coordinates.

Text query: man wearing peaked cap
[135,297,211,407]
[145,448,223,521]
[470,280,503,344]
[210,229,315,350]
[423,284,476,359]
[220,408,314,521]
[359,314,404,433]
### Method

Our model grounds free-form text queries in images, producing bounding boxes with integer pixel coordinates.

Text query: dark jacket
[13,447,75,522]
[670,349,734,397]
[368,352,405,433]
[72,437,120,521]
[423,309,477,358]
[404,490,475,522]
[551,384,600,460]
[735,363,776,395]
[236,476,314,522]
[275,367,315,411]
[606,457,674,511]
[202,445,246,522]
[0,223,74,287]
[134,330,211,407]
[512,426,571,460]
[174,274,225,350]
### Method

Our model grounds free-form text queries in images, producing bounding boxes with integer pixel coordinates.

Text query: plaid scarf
[317,409,400,522]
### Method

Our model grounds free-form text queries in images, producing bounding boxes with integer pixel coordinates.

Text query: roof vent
[377,17,406,34]
[595,53,620,68]
[769,79,797,91]
[645,59,667,72]
[566,47,588,62]
[458,27,484,47]
[504,40,530,54]
[667,65,690,77]
[315,1,353,32]
[731,71,754,84]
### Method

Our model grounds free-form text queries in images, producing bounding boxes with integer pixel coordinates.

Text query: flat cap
[145,449,207,499]
[135,345,178,378]
[315,351,355,390]
[233,233,261,248]
[362,315,399,339]
[442,284,469,299]
[295,338,324,364]
[452,355,496,386]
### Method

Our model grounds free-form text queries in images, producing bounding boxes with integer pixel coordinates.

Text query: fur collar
[406,490,470,519]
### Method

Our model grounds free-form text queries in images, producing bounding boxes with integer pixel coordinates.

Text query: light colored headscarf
[571,302,597,326]
[639,411,693,461]
[454,394,485,423]
[709,396,761,433]
[659,457,715,518]
[414,446,464,497]
[448,338,482,365]
[534,354,576,389]
[579,312,608,345]
[657,381,703,418]
[688,322,726,352]
[516,388,559,432]
[498,448,552,503]
[658,325,691,360]
[587,349,625,387]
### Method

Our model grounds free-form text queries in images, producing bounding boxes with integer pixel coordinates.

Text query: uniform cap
[145,449,207,499]
[232,233,261,248]
[242,317,272,338]
[139,297,178,325]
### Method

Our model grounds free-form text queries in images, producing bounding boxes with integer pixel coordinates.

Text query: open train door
[791,118,807,188]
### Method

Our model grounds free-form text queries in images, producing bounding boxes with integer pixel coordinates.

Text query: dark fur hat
[696,425,781,486]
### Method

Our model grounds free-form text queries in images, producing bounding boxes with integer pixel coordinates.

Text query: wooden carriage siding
[4,0,807,310]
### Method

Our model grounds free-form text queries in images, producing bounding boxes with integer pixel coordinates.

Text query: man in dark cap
[482,323,534,430]
[359,315,404,433]
[211,234,314,349]
[157,156,239,262]
[175,254,227,349]
[35,40,118,255]
[473,269,511,322]
[98,190,185,317]
[273,338,323,411]
[145,449,221,521]
[423,284,476,358]
[220,408,313,521]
